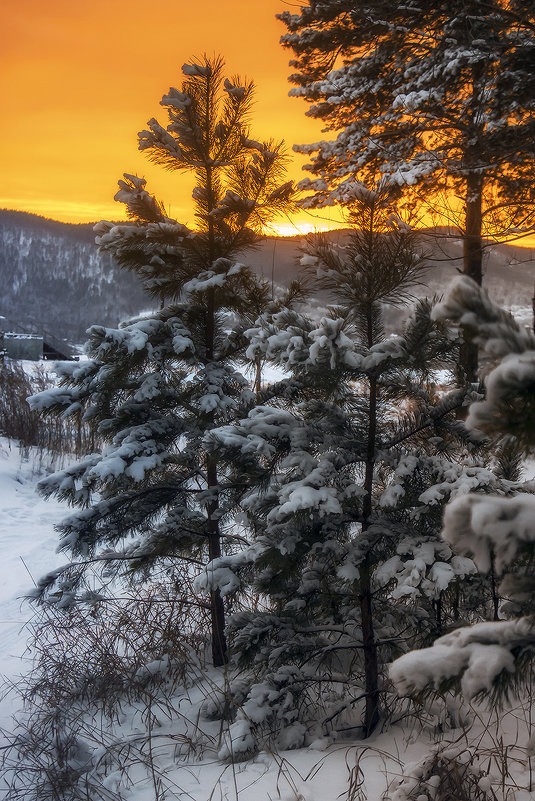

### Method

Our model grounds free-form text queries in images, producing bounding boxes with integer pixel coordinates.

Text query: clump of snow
[218,719,257,762]
[223,78,247,100]
[275,484,342,519]
[182,62,211,77]
[466,350,535,435]
[390,618,532,698]
[160,87,191,109]
[387,743,487,801]
[442,492,535,573]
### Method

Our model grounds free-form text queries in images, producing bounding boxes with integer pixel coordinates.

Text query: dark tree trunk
[254,354,262,397]
[460,170,484,383]
[463,171,483,285]
[359,374,380,737]
[203,140,228,667]
[204,288,228,666]
[207,456,229,667]
[359,552,380,736]
[208,563,229,666]
[490,552,500,623]
[434,592,443,633]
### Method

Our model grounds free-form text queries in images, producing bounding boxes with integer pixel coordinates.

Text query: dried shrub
[1,568,211,801]
[0,359,98,460]
[386,744,497,801]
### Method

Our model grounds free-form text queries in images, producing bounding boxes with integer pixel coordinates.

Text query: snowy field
[0,437,534,800]
[0,439,65,733]
[0,437,413,799]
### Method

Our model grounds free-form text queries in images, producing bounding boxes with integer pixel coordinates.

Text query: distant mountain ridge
[1,209,534,344]
[0,210,149,344]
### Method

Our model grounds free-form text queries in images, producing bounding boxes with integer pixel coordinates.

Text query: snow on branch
[112,174,166,222]
[182,62,211,77]
[441,492,535,574]
[390,618,533,699]
[432,275,534,357]
[160,87,191,109]
[433,277,535,444]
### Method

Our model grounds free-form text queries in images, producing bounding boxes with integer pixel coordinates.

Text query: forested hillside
[0,210,149,343]
[1,210,534,346]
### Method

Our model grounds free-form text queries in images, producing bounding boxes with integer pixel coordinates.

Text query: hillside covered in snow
[0,211,149,343]
[1,210,534,346]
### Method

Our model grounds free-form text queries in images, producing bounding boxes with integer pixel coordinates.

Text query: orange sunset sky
[2,0,346,235]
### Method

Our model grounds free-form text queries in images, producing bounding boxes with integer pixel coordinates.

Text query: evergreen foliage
[278,0,535,377]
[11,32,535,790]
[199,186,500,746]
[390,277,535,704]
[27,55,294,668]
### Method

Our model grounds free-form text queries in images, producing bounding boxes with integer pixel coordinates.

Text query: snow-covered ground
[0,440,65,731]
[0,438,534,800]
[0,439,428,800]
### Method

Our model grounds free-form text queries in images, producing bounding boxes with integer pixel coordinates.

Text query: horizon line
[2,207,534,248]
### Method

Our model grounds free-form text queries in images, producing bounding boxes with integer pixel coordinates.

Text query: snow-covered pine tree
[390,276,535,704]
[201,185,497,746]
[278,0,535,378]
[28,55,294,668]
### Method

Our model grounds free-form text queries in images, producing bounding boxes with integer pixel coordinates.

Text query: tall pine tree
[28,55,293,667]
[199,185,494,745]
[278,0,535,378]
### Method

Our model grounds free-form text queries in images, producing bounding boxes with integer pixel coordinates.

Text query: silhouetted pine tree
[278,0,535,378]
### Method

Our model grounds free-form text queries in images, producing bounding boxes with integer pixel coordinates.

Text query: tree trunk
[203,139,228,666]
[460,168,484,382]
[359,374,380,737]
[208,560,228,666]
[434,592,443,633]
[460,53,484,383]
[359,552,380,736]
[463,171,483,285]
[204,286,228,666]
[490,552,500,623]
[254,354,262,397]
[207,456,229,667]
